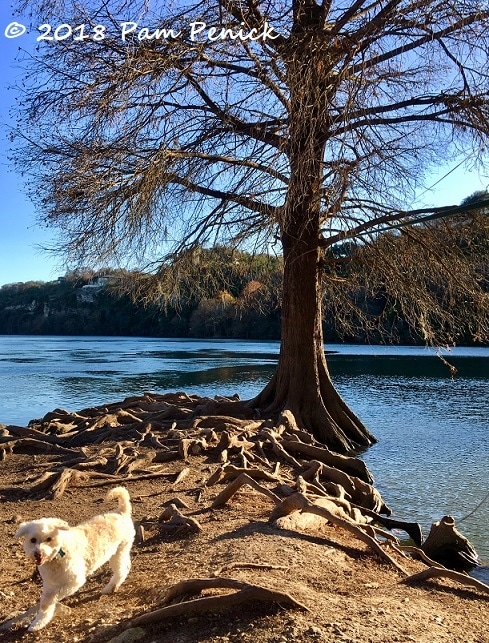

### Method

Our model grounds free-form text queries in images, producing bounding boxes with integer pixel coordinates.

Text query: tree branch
[322,198,489,247]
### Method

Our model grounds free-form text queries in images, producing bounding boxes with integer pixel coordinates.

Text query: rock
[306,625,324,638]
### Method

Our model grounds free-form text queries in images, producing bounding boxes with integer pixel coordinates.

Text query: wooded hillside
[1,239,486,344]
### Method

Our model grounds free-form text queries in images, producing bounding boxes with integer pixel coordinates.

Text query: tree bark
[251,139,375,451]
[252,229,376,452]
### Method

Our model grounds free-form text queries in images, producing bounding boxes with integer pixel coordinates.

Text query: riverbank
[1,446,488,643]
[2,264,486,345]
[1,336,488,564]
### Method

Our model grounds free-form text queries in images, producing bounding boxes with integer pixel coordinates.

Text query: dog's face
[15,518,70,566]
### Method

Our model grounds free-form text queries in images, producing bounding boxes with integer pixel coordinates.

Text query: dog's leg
[101,544,131,594]
[28,571,85,631]
[27,589,58,631]
[0,581,77,632]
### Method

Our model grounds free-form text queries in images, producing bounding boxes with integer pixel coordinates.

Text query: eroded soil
[0,450,487,643]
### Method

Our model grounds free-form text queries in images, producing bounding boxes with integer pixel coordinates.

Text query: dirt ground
[0,450,488,643]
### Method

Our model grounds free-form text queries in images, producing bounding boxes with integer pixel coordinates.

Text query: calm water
[0,336,488,572]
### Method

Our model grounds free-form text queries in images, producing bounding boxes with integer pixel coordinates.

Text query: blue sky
[0,4,63,287]
[1,3,489,288]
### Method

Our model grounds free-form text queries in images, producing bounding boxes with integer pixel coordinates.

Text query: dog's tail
[106,486,132,516]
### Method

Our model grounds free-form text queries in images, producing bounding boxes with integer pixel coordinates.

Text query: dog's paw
[28,621,45,632]
[28,611,54,631]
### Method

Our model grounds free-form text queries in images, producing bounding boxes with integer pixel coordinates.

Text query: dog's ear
[14,522,31,538]
[51,519,70,531]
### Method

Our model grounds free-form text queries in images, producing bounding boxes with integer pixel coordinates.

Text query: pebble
[306,625,325,638]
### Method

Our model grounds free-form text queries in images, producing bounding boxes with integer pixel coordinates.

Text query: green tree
[13,0,489,450]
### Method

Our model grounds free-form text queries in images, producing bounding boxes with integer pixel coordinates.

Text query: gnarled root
[270,492,407,575]
[124,577,309,629]
[211,472,282,508]
[421,516,480,569]
[158,503,202,536]
[403,566,489,596]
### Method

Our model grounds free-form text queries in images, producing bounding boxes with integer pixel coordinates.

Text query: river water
[0,335,488,573]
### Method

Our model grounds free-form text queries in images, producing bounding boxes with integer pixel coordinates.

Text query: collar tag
[58,548,66,558]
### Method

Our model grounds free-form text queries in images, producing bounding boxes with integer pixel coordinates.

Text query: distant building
[76,275,122,303]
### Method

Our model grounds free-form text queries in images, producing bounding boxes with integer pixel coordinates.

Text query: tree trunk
[251,14,376,453]
[252,223,376,452]
[421,515,480,570]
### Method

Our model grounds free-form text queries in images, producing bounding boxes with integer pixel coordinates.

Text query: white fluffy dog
[13,486,135,631]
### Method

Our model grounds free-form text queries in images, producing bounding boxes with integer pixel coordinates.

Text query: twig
[216,562,289,574]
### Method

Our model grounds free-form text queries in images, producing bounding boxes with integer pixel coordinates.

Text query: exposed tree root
[40,468,89,500]
[216,562,289,574]
[394,544,442,567]
[421,515,480,569]
[158,503,202,536]
[1,390,480,606]
[352,508,423,546]
[211,472,282,508]
[250,364,377,452]
[124,577,309,629]
[172,467,191,488]
[402,566,489,597]
[269,493,408,575]
[283,441,373,483]
[0,434,80,458]
[207,464,281,486]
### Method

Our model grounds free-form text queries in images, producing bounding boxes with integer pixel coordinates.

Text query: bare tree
[12,0,489,451]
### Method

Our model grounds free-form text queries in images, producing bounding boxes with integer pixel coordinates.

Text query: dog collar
[57,548,66,559]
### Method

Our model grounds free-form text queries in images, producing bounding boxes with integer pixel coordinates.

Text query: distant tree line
[0,250,283,339]
[1,227,487,344]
